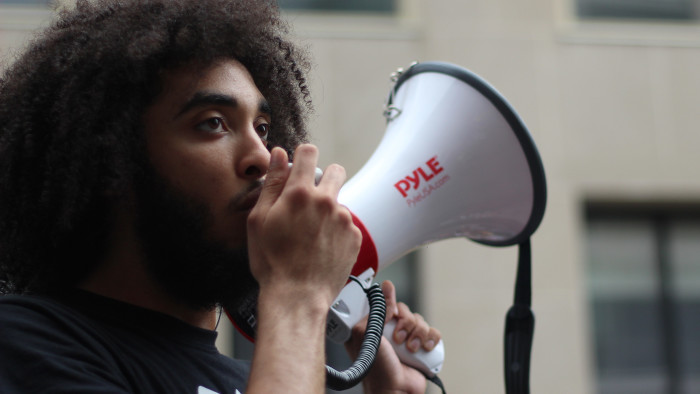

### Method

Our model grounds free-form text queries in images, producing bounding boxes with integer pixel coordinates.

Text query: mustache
[227,180,264,213]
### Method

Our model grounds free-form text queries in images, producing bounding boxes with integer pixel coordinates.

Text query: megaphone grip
[504,240,534,394]
[504,305,534,394]
[383,319,445,377]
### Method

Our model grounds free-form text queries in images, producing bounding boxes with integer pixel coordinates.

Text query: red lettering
[394,180,411,197]
[426,157,444,175]
[405,170,421,190]
[394,156,447,198]
[417,167,435,182]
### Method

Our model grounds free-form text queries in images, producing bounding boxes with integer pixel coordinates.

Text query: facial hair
[133,165,259,312]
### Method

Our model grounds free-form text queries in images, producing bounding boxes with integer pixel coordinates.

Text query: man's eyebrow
[175,92,238,119]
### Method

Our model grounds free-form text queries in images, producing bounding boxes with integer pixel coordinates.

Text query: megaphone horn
[340,61,546,275]
[326,61,547,382]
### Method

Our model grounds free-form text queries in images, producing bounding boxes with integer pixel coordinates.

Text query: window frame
[575,0,699,21]
[585,201,700,394]
[554,0,700,48]
[278,0,396,14]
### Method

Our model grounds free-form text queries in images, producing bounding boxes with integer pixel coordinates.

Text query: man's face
[136,59,271,309]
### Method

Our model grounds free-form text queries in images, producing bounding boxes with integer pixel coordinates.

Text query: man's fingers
[391,302,415,345]
[255,147,289,212]
[288,144,319,186]
[405,313,429,353]
[316,163,346,197]
[382,280,399,323]
[390,301,442,353]
[423,327,442,351]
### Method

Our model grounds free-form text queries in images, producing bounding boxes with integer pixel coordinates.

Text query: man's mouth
[230,182,263,213]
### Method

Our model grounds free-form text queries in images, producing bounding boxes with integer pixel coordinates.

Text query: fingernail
[409,338,420,352]
[426,339,436,350]
[395,330,407,343]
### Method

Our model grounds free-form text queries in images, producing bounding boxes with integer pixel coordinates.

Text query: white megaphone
[227,61,546,392]
[325,61,546,385]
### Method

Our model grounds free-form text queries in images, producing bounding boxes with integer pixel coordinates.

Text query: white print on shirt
[197,385,241,394]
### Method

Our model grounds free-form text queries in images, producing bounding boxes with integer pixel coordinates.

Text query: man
[0,0,441,393]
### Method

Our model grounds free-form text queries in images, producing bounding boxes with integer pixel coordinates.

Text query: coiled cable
[325,276,386,390]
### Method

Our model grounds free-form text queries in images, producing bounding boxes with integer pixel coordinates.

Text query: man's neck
[79,203,217,331]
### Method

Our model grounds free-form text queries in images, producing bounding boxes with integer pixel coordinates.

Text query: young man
[0,1,441,393]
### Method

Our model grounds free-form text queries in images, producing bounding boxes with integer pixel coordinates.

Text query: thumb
[255,147,289,212]
[382,280,399,323]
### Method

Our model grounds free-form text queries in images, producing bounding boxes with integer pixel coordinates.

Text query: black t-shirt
[0,289,249,393]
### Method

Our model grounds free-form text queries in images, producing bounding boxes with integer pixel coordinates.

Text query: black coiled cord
[325,277,387,391]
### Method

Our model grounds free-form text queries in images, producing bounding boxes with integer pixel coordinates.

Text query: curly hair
[0,0,313,294]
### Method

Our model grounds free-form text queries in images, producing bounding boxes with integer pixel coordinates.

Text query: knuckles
[315,194,337,213]
[344,213,362,247]
[284,183,313,205]
[283,183,343,218]
[336,206,354,225]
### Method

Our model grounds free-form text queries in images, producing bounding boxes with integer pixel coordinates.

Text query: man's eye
[196,117,226,133]
[256,123,270,142]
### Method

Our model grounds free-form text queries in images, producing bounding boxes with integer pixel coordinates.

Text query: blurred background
[2,0,700,393]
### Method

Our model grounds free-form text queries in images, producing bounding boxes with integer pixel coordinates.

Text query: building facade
[2,1,699,393]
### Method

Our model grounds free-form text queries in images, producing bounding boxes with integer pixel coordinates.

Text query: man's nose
[236,130,271,180]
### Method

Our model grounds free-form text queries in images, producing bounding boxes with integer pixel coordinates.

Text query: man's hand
[346,280,442,394]
[247,144,361,307]
[245,144,362,393]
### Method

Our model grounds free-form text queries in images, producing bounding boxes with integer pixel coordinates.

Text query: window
[575,0,700,21]
[585,204,700,394]
[278,0,396,13]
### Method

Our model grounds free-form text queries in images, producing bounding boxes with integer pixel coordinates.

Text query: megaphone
[324,61,546,390]
[227,61,546,392]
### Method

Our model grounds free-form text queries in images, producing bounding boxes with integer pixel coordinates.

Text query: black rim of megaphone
[390,61,547,247]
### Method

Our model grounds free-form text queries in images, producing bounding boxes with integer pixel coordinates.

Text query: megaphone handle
[383,318,445,378]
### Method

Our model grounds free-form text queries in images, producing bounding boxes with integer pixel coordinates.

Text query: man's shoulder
[0,292,251,393]
[0,292,60,309]
[0,292,134,391]
[0,292,109,357]
[0,292,77,326]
